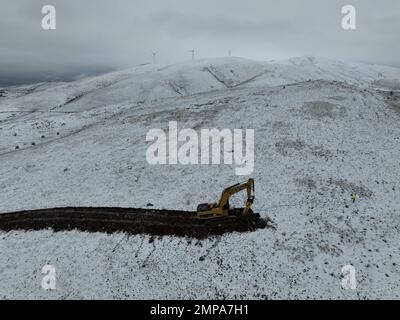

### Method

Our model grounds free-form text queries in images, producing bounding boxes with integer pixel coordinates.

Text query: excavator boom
[197,178,255,219]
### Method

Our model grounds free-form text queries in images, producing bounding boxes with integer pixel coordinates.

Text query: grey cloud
[0,0,399,85]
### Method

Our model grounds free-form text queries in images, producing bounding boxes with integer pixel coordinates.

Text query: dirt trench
[0,207,273,239]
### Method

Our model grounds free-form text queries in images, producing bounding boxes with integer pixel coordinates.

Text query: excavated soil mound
[0,207,273,239]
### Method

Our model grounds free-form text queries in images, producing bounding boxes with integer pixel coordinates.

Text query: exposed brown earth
[0,207,273,239]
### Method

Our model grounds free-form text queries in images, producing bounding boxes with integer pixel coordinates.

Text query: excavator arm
[197,178,255,219]
[217,178,254,214]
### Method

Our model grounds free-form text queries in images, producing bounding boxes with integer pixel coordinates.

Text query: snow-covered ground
[0,56,399,299]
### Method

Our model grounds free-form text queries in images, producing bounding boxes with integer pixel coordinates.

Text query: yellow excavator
[197,178,255,219]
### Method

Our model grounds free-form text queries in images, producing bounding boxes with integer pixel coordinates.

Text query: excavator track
[0,207,273,239]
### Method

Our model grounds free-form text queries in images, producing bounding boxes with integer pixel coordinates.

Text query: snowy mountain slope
[2,56,399,114]
[0,57,399,299]
[0,58,264,114]
[1,56,399,155]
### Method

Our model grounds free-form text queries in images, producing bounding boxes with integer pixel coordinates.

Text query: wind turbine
[189,49,195,61]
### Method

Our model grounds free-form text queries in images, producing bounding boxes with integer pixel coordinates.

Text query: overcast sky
[1,0,399,85]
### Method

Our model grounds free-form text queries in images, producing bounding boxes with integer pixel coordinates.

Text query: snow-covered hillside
[0,56,399,299]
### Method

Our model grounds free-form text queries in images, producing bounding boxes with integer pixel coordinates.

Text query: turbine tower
[189,49,195,61]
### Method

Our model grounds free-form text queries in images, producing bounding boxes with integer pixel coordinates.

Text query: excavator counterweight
[197,178,255,219]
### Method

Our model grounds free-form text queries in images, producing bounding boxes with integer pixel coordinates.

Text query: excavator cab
[197,178,255,219]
